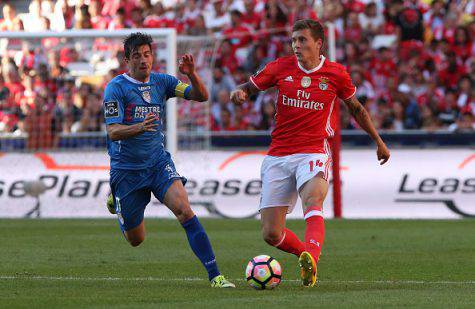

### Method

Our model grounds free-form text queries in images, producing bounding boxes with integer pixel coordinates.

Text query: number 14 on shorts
[309,160,323,172]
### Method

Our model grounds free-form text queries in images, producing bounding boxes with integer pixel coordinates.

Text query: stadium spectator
[47,51,68,80]
[129,7,145,29]
[204,0,230,33]
[108,8,129,30]
[183,0,201,23]
[241,0,262,30]
[101,0,136,21]
[186,14,209,36]
[457,75,473,110]
[3,60,24,105]
[21,0,46,32]
[74,4,92,29]
[76,93,103,132]
[216,107,236,131]
[137,0,154,17]
[49,0,70,31]
[286,0,318,26]
[222,10,253,49]
[344,11,363,42]
[0,3,16,31]
[211,89,234,128]
[143,2,167,28]
[452,26,472,61]
[448,111,475,132]
[359,2,384,35]
[89,0,110,29]
[261,1,287,30]
[438,51,466,89]
[233,104,253,130]
[24,94,54,149]
[54,90,81,134]
[167,3,187,34]
[0,74,17,133]
[210,66,236,104]
[352,70,375,103]
[216,40,239,74]
[392,100,406,131]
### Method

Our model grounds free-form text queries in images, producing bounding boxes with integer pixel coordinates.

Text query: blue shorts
[110,153,186,231]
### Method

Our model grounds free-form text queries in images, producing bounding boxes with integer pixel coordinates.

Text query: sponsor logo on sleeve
[104,101,119,118]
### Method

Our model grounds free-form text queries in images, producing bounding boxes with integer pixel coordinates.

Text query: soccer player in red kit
[230,19,390,287]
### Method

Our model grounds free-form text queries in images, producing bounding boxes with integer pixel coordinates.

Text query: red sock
[275,227,305,257]
[304,206,325,263]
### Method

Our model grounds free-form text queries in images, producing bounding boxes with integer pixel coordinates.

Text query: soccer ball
[245,255,282,290]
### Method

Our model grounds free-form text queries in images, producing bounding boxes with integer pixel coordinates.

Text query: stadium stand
[0,0,473,149]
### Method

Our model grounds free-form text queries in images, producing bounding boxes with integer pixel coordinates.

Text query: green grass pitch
[0,219,474,308]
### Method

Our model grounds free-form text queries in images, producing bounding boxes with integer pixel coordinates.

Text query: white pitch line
[0,276,474,285]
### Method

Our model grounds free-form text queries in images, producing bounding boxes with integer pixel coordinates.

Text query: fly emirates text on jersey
[282,90,324,111]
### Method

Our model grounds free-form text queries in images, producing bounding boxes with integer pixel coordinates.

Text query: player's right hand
[230,89,248,105]
[141,112,159,132]
[377,142,390,165]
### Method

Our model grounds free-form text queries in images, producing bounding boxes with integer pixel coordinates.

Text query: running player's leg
[296,153,330,286]
[114,187,150,247]
[299,174,328,262]
[261,206,304,256]
[152,157,234,287]
[124,221,145,247]
[260,155,304,256]
[110,170,150,247]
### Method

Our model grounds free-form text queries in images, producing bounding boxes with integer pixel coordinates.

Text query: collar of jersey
[297,55,326,74]
[122,73,150,84]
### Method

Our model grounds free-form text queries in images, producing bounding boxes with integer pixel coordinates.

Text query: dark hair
[123,32,153,59]
[292,19,325,45]
[230,9,242,17]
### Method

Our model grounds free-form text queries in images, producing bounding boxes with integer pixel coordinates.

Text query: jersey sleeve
[249,60,279,91]
[336,66,357,100]
[103,82,125,125]
[163,74,191,100]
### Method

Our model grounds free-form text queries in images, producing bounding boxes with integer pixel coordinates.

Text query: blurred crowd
[0,0,473,149]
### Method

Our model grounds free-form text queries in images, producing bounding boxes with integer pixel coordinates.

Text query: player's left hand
[178,54,195,76]
[377,142,390,165]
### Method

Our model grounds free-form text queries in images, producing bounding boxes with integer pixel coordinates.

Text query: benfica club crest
[318,77,329,90]
[142,91,151,103]
[301,76,311,88]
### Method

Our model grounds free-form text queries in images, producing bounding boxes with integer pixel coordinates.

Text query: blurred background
[0,0,473,140]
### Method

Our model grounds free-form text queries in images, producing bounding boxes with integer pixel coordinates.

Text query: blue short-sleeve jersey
[103,72,191,170]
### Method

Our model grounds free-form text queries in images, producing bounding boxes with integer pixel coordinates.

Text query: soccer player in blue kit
[103,33,235,288]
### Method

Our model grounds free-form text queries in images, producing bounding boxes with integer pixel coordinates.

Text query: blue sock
[181,216,220,281]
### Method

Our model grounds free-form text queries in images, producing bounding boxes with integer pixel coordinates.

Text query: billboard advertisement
[0,149,473,219]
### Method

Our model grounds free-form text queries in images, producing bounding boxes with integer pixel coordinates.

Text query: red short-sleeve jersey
[250,55,356,156]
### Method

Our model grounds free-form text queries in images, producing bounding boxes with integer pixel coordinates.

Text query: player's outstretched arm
[230,82,260,105]
[107,112,158,141]
[178,54,208,102]
[344,96,390,165]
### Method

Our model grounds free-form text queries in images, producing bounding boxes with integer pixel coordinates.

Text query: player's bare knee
[126,236,145,247]
[128,238,143,247]
[125,232,145,247]
[174,203,195,223]
[303,196,324,208]
[262,229,282,246]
